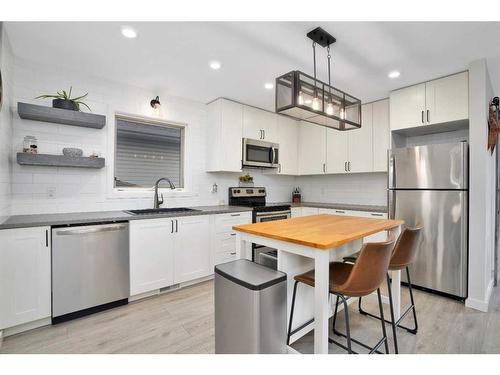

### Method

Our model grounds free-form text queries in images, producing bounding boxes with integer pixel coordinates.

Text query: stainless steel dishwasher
[52,222,129,324]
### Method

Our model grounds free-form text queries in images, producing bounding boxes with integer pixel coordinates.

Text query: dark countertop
[0,205,253,230]
[286,202,387,213]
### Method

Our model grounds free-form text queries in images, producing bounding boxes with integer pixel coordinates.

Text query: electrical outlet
[47,187,56,199]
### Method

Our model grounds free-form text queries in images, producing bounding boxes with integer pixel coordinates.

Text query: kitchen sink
[125,207,201,216]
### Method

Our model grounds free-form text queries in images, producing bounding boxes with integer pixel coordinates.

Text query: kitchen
[1,5,500,368]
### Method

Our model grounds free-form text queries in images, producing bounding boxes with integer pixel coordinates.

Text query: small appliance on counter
[292,187,301,203]
[228,187,290,270]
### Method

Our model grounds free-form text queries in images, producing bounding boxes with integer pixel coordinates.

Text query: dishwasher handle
[55,224,128,236]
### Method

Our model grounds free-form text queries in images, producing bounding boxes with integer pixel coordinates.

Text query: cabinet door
[221,100,244,172]
[243,106,278,142]
[348,103,373,173]
[372,99,390,172]
[206,99,243,172]
[277,116,298,175]
[390,83,426,130]
[326,128,349,174]
[299,121,326,175]
[129,219,174,296]
[425,71,468,125]
[0,227,51,330]
[174,215,211,284]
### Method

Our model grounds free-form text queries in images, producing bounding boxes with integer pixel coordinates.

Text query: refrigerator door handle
[388,190,396,220]
[388,153,396,189]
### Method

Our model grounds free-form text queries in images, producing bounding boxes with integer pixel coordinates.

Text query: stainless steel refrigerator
[388,142,468,299]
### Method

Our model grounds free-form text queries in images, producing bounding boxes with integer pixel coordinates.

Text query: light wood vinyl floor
[1,280,499,354]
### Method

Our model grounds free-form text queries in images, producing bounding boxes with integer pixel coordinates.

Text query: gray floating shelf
[17,153,105,169]
[18,102,106,129]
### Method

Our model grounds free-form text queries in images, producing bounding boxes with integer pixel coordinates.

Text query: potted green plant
[36,87,91,111]
[238,173,254,187]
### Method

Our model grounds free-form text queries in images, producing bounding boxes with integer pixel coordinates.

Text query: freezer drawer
[389,190,468,298]
[388,142,468,189]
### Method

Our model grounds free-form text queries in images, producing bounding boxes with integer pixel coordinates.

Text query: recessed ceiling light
[209,61,221,70]
[388,70,401,79]
[264,83,274,90]
[121,26,137,39]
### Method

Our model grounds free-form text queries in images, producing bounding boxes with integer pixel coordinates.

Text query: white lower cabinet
[0,227,51,331]
[129,218,175,296]
[130,212,251,296]
[299,207,320,216]
[291,207,302,218]
[212,212,252,266]
[173,215,211,284]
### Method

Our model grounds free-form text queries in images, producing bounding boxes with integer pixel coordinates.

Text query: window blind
[115,118,183,188]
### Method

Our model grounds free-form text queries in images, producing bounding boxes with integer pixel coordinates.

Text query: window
[114,115,184,189]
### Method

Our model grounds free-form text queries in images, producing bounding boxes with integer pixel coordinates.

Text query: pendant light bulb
[312,97,320,111]
[340,107,346,120]
[298,91,304,105]
[326,102,334,115]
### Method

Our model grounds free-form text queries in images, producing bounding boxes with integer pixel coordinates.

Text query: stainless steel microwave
[242,138,279,168]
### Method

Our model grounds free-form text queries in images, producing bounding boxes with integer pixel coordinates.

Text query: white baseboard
[2,317,51,338]
[465,280,494,312]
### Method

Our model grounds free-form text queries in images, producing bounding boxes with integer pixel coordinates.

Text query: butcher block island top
[233,214,404,250]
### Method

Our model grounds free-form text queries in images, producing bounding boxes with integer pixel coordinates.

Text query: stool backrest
[390,227,422,269]
[336,236,395,297]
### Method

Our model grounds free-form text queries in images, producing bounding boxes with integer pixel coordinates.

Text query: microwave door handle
[269,147,274,164]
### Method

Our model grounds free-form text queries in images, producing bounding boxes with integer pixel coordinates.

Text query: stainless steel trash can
[214,259,287,354]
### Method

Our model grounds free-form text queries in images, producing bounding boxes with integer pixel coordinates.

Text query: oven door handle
[255,210,291,217]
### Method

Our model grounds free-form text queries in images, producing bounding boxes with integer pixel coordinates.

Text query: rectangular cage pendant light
[275,28,362,131]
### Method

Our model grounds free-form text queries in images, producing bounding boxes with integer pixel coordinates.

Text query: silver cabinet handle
[371,213,384,217]
[45,230,49,247]
[263,129,265,139]
[421,110,424,124]
[175,219,178,233]
[335,210,345,214]
[230,233,236,236]
[348,161,351,171]
[322,163,326,173]
[171,220,174,233]
[230,213,241,217]
[230,252,237,255]
[344,161,347,172]
[55,224,127,236]
[427,109,430,123]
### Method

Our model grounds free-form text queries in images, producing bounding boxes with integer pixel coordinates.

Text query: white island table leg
[313,250,330,354]
[390,225,402,320]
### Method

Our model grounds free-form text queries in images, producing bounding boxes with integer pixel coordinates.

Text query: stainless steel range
[228,187,291,269]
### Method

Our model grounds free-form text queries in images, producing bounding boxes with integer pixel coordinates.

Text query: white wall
[466,59,496,312]
[8,57,296,215]
[296,172,387,206]
[0,23,14,220]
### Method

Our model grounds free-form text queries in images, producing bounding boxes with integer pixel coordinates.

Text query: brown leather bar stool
[287,237,395,354]
[343,226,422,354]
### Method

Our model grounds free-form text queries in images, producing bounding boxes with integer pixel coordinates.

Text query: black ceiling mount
[306,27,336,48]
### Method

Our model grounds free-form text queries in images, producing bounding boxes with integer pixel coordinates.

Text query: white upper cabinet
[173,215,211,284]
[372,99,390,172]
[326,128,349,174]
[390,71,468,131]
[348,103,373,173]
[243,105,278,143]
[206,99,243,172]
[425,71,468,125]
[298,121,327,175]
[0,227,51,330]
[276,116,299,175]
[390,83,426,131]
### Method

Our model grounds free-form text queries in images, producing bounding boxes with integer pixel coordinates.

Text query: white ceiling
[5,22,500,110]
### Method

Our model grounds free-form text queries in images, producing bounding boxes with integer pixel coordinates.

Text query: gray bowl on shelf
[62,148,83,157]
